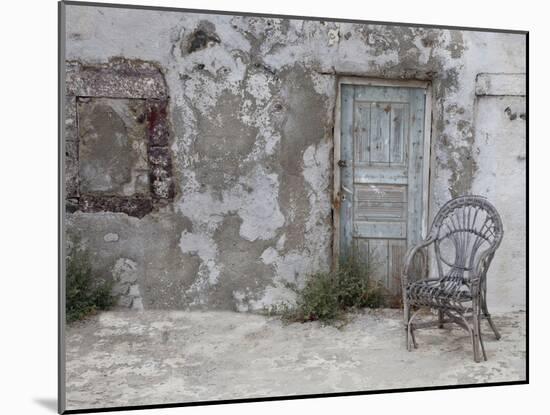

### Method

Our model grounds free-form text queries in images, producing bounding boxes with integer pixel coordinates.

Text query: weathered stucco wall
[64,5,526,312]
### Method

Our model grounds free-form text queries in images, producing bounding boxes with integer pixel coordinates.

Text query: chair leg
[438,309,444,328]
[404,304,411,351]
[407,309,421,351]
[410,325,418,349]
[405,329,410,351]
[471,309,483,363]
[407,320,418,350]
[481,295,501,340]
[478,312,487,361]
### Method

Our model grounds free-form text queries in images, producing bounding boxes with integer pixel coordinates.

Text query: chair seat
[407,277,472,311]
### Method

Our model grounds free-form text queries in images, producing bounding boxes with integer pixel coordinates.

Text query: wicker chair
[401,195,504,362]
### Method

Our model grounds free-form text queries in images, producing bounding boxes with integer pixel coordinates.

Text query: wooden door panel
[354,102,370,163]
[390,104,409,165]
[353,184,408,239]
[353,238,408,293]
[406,89,428,245]
[354,222,407,239]
[354,85,411,102]
[354,167,408,184]
[339,83,428,298]
[339,84,355,259]
[354,238,388,286]
[388,240,407,294]
[369,103,392,163]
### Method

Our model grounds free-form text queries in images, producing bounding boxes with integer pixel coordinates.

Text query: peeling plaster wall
[64,5,526,312]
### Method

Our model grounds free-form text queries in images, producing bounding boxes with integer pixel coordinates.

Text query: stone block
[77,97,150,196]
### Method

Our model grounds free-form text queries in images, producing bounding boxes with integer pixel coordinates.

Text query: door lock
[338,159,347,168]
[340,185,352,201]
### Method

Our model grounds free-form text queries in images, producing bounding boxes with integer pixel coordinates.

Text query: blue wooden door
[339,83,428,294]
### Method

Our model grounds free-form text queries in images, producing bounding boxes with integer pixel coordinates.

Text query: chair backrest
[429,195,504,282]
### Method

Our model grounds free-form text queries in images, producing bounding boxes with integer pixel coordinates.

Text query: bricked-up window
[65,59,174,218]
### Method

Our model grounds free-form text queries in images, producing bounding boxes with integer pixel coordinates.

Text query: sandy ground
[65,309,526,410]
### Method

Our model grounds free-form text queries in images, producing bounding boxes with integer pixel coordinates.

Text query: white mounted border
[332,76,433,265]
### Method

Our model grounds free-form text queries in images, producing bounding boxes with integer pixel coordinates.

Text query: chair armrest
[401,237,434,312]
[402,237,435,286]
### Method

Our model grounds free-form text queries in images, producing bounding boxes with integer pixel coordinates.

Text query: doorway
[333,78,432,295]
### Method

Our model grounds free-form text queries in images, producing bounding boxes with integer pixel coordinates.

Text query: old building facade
[63,4,526,312]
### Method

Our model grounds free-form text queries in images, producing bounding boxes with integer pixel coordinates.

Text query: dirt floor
[64,309,526,410]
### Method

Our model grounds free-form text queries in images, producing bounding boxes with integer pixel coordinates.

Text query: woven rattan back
[429,196,504,282]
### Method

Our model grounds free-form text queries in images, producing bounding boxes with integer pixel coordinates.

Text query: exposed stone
[65,198,79,214]
[327,28,340,46]
[66,58,167,99]
[66,211,201,310]
[65,140,79,198]
[128,284,141,297]
[112,282,130,296]
[103,233,119,242]
[148,146,175,200]
[65,57,174,218]
[77,98,150,196]
[117,296,133,308]
[146,100,170,146]
[185,21,221,54]
[131,297,144,310]
[112,258,138,284]
[79,195,153,218]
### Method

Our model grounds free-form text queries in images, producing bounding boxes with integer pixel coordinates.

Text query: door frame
[332,76,433,265]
